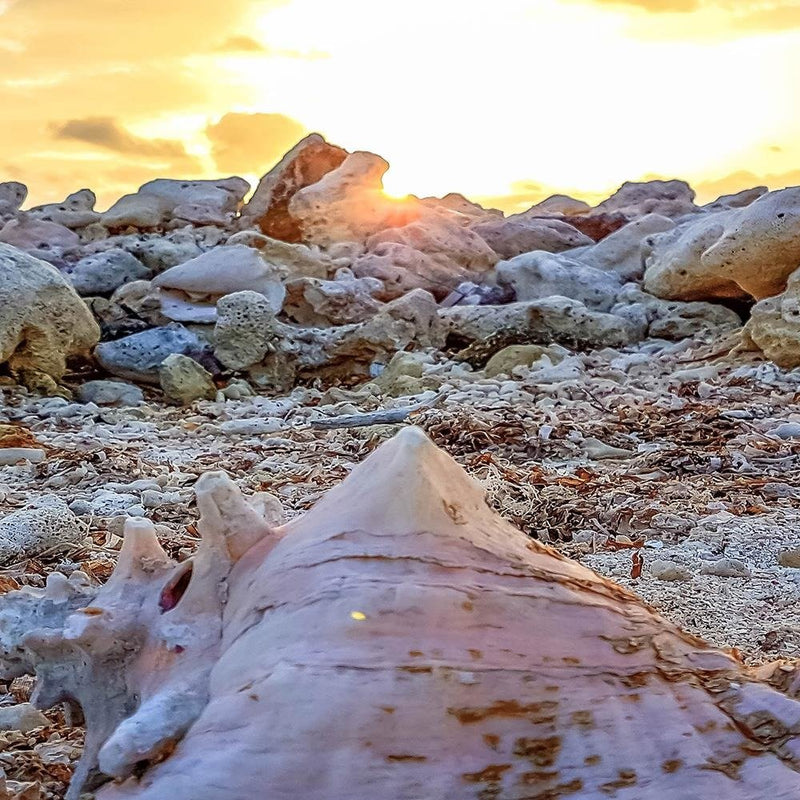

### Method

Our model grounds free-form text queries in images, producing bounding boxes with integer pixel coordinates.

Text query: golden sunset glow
[3,0,800,211]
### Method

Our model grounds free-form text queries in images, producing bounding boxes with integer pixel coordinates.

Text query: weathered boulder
[0,217,80,262]
[101,193,174,230]
[743,266,800,367]
[495,251,622,311]
[577,213,675,281]
[704,186,767,212]
[471,216,592,259]
[644,187,800,301]
[306,288,443,377]
[28,189,101,228]
[94,323,213,384]
[240,133,349,239]
[159,354,217,405]
[66,248,151,296]
[125,231,204,273]
[263,289,444,386]
[152,245,285,322]
[0,243,100,382]
[106,280,170,329]
[139,177,250,226]
[284,270,383,326]
[595,179,698,219]
[0,181,27,219]
[526,194,592,216]
[213,291,278,371]
[103,178,249,230]
[612,286,741,341]
[441,297,637,356]
[420,192,500,219]
[226,231,336,280]
[288,152,423,245]
[562,211,630,242]
[355,217,498,301]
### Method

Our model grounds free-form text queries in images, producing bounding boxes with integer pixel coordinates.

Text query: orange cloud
[52,117,191,160]
[217,35,266,52]
[206,112,307,174]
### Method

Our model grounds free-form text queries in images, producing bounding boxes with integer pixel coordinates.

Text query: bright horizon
[3,0,800,213]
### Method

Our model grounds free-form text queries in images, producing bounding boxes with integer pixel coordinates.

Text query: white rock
[0,703,49,732]
[0,496,84,565]
[0,448,46,466]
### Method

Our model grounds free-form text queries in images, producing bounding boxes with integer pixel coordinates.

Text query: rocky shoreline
[1,134,800,797]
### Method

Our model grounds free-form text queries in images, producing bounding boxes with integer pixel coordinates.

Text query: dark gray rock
[94,323,215,384]
[67,248,151,295]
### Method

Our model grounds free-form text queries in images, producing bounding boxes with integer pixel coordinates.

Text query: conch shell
[1,427,798,798]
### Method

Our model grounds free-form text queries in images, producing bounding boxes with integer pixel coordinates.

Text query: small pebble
[699,559,751,578]
[778,549,800,569]
[649,559,692,582]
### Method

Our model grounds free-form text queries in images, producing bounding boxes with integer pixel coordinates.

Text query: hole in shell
[159,562,194,613]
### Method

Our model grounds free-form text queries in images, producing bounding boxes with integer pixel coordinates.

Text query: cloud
[695,168,800,203]
[205,112,307,174]
[572,0,800,33]
[217,35,266,52]
[52,117,191,159]
[591,0,699,11]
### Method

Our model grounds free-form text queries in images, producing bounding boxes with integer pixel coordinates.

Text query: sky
[2,0,800,213]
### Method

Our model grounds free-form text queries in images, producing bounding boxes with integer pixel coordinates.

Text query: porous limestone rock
[368,351,433,397]
[288,151,423,245]
[152,245,285,322]
[158,354,217,405]
[66,248,151,296]
[0,217,80,262]
[355,217,499,301]
[225,231,335,280]
[471,216,593,259]
[612,286,741,341]
[213,291,278,371]
[0,496,84,566]
[526,194,592,216]
[101,193,174,231]
[743,266,800,368]
[704,186,768,212]
[1,428,799,799]
[0,243,100,381]
[420,192,500,219]
[495,251,623,311]
[595,179,698,219]
[441,297,637,353]
[103,179,249,230]
[94,324,213,384]
[576,213,676,281]
[0,181,27,218]
[107,281,170,329]
[240,133,349,240]
[644,187,800,301]
[28,189,101,229]
[284,271,383,326]
[125,231,203,274]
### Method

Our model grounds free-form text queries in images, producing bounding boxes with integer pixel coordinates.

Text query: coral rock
[644,187,800,301]
[0,243,100,381]
[240,133,349,240]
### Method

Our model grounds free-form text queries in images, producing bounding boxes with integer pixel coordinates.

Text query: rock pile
[0,132,796,398]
